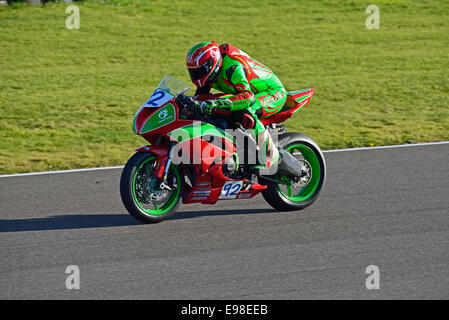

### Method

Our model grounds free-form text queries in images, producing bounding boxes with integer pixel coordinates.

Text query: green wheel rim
[132,156,181,216]
[276,144,321,202]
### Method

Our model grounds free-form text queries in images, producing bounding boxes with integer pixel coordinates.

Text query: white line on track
[1,141,448,178]
[0,166,124,178]
[322,140,449,153]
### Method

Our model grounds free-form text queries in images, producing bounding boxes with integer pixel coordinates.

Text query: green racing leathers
[195,44,287,169]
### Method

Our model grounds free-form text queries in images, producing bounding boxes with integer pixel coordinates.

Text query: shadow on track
[0,208,275,232]
[169,208,275,220]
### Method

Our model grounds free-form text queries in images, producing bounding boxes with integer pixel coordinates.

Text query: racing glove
[199,99,233,115]
[199,100,217,115]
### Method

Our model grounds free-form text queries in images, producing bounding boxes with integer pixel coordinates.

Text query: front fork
[134,144,171,180]
[158,142,175,191]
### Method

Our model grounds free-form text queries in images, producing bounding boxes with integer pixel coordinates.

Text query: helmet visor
[188,57,214,82]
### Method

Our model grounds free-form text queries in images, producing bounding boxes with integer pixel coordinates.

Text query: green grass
[1,0,448,174]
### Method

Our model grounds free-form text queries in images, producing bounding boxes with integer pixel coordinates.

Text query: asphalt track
[0,143,448,299]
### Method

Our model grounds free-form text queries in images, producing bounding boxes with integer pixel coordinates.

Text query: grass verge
[1,0,448,173]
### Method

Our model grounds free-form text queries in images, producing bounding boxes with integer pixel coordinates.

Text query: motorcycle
[120,76,326,223]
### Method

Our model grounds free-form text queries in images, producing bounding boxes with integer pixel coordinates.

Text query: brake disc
[291,159,312,188]
[146,176,170,203]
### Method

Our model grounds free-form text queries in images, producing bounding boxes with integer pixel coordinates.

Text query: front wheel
[120,152,182,223]
[260,133,326,211]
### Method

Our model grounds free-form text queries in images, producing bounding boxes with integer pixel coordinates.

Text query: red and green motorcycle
[120,76,325,223]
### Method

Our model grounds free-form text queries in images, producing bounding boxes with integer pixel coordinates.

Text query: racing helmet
[186,41,222,88]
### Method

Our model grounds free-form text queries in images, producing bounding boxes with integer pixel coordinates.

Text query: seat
[260,88,314,126]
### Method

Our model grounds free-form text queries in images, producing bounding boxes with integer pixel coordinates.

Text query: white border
[1,141,448,178]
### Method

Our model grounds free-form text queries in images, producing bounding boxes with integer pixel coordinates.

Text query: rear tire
[260,133,326,211]
[120,152,182,223]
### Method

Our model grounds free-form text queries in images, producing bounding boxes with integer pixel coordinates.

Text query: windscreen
[156,75,191,96]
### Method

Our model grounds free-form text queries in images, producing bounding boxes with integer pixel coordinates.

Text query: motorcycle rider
[184,41,288,170]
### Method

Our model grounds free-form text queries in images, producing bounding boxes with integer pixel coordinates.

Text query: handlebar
[175,93,197,113]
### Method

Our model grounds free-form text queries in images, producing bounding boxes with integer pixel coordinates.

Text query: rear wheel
[120,152,182,223]
[260,133,326,211]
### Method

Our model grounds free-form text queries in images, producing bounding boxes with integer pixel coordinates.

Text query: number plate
[143,89,173,108]
[219,181,243,199]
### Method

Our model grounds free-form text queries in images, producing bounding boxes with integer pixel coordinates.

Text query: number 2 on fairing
[144,89,172,108]
[219,181,243,199]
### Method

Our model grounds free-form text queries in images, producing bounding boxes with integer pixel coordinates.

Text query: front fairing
[133,76,191,136]
[133,100,177,135]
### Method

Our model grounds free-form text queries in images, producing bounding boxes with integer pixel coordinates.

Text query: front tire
[260,133,326,211]
[120,152,182,223]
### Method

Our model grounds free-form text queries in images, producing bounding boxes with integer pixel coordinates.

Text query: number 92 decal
[219,181,243,199]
